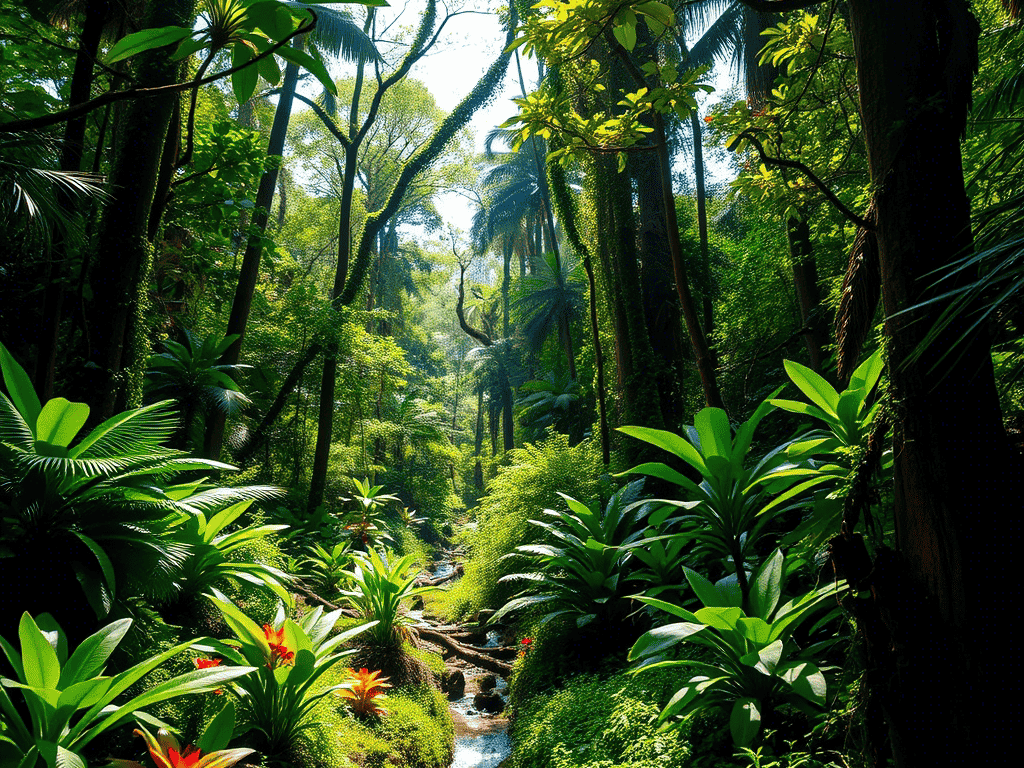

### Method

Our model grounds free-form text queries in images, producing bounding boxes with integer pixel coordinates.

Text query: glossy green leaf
[629,622,708,659]
[197,699,235,753]
[231,43,258,104]
[106,26,192,64]
[0,343,41,430]
[782,359,839,415]
[59,620,130,687]
[730,697,762,747]
[275,45,337,95]
[618,426,707,475]
[779,661,826,706]
[19,614,60,690]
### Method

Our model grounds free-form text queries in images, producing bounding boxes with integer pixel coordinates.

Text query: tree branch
[731,129,874,230]
[0,17,315,134]
[456,263,494,347]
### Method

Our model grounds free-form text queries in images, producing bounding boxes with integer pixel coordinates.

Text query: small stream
[417,559,512,768]
[450,676,511,768]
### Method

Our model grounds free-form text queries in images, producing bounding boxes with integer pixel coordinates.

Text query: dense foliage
[3,0,1023,766]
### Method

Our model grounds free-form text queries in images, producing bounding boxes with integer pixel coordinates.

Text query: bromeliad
[108,724,253,768]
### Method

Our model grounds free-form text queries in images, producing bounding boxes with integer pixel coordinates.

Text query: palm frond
[71,400,180,459]
[179,485,285,515]
[0,392,34,450]
[687,3,744,68]
[288,3,381,62]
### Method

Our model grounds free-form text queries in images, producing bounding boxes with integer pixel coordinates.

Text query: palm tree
[514,251,585,381]
[145,330,251,451]
[678,1,829,371]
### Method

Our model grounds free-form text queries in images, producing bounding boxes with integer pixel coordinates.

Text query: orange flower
[263,623,294,667]
[704,115,713,123]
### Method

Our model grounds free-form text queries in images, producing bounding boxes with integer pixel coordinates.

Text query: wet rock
[441,669,466,700]
[473,690,505,714]
[478,674,497,693]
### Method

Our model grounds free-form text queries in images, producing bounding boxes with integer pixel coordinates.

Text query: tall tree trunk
[835,2,1015,764]
[35,0,109,399]
[633,148,687,429]
[651,112,725,411]
[591,154,665,433]
[86,0,197,417]
[205,43,303,458]
[690,109,714,337]
[786,216,827,373]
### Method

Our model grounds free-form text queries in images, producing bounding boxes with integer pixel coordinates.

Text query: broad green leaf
[257,51,281,86]
[629,622,707,659]
[694,408,732,463]
[106,26,192,64]
[730,697,762,746]
[231,43,258,104]
[634,596,701,622]
[736,617,772,644]
[748,549,783,619]
[618,426,707,476]
[55,678,111,711]
[0,343,41,430]
[611,21,637,51]
[848,348,884,395]
[769,398,831,424]
[247,1,295,40]
[171,36,207,62]
[684,568,740,608]
[276,45,337,95]
[694,606,742,632]
[19,614,60,690]
[779,661,826,706]
[782,359,839,415]
[197,700,235,753]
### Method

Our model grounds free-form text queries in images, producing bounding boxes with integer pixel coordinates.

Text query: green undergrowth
[433,434,604,620]
[301,673,453,768]
[509,664,740,768]
[506,620,742,768]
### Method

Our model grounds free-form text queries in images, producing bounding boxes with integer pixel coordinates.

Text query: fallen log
[417,627,513,676]
[415,564,464,587]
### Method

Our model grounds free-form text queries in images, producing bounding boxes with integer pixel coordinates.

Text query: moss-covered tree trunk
[86,0,197,417]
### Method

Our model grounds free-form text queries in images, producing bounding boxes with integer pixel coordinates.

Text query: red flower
[704,115,713,123]
[194,657,224,694]
[263,623,295,667]
[111,726,254,768]
[520,637,533,646]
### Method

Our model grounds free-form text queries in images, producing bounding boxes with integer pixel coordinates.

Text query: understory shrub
[300,673,453,768]
[509,667,697,768]
[436,434,603,619]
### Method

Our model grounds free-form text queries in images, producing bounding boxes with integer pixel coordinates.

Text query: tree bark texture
[86,0,197,417]
[840,1,1017,763]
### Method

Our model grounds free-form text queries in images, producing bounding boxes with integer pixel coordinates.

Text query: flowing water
[450,673,510,768]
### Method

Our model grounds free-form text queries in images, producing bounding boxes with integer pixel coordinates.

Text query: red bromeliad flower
[520,637,533,647]
[108,726,255,768]
[263,623,295,667]
[193,657,224,694]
